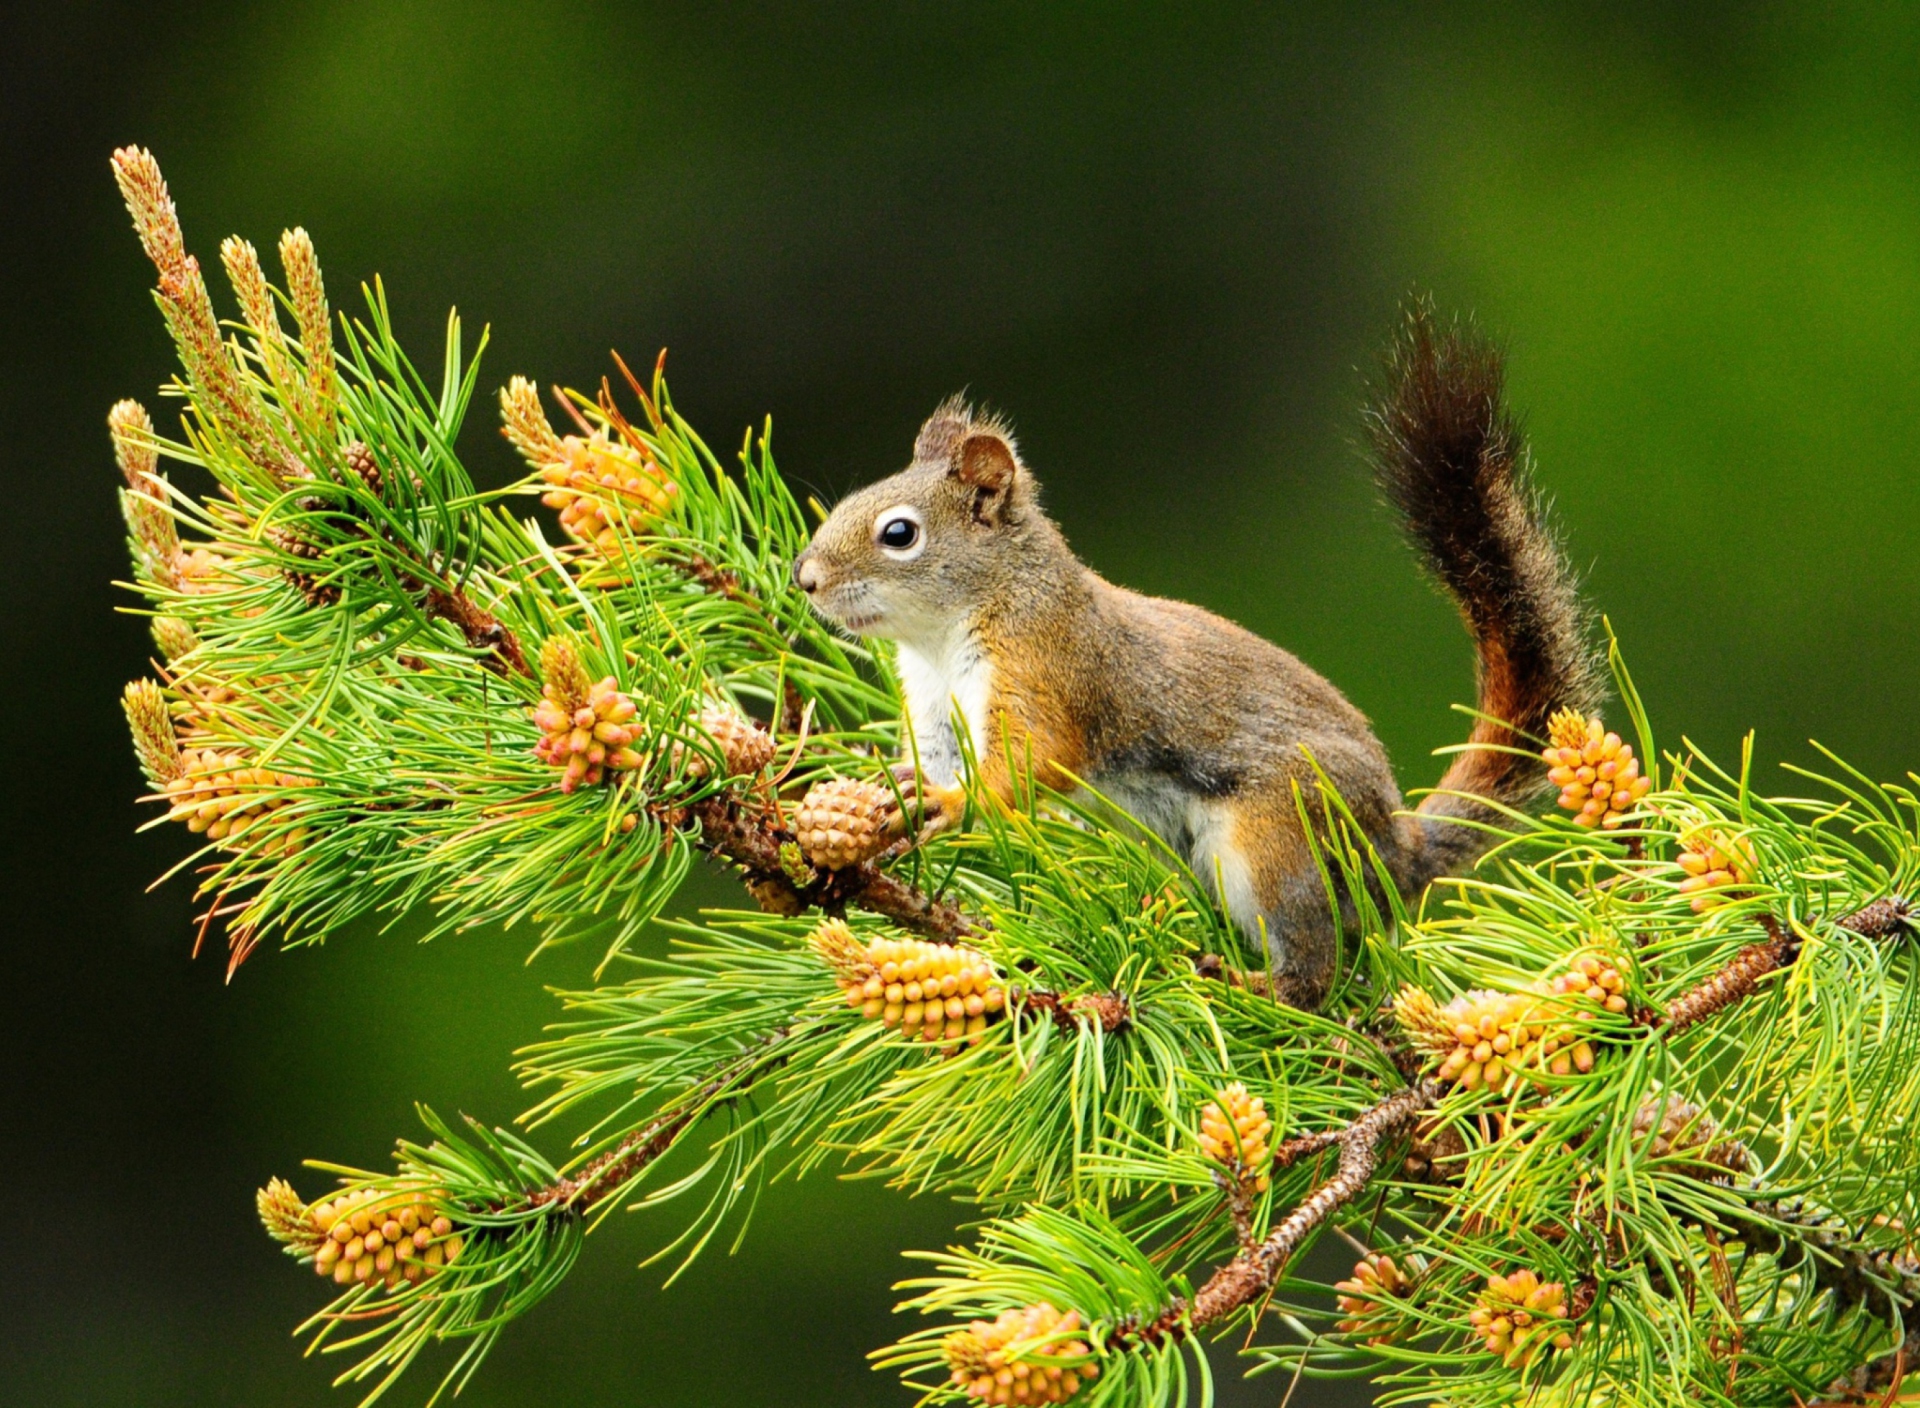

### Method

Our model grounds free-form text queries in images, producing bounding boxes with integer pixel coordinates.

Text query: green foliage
[111,154,1920,1407]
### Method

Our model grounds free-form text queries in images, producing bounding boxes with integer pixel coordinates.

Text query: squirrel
[791,304,1601,1008]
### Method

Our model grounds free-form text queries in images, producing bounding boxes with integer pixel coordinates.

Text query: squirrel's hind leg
[1188,794,1337,1010]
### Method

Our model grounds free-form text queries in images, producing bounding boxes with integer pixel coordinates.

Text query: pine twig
[1015,989,1131,1035]
[1115,1080,1438,1347]
[522,1027,792,1213]
[1661,898,1911,1036]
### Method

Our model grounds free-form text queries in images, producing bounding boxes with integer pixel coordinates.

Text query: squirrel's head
[793,397,1043,648]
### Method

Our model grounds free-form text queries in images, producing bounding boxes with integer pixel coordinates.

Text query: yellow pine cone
[163,748,312,856]
[793,777,903,870]
[1334,1252,1418,1344]
[1198,1081,1273,1190]
[533,643,643,793]
[500,377,676,552]
[1403,986,1596,1094]
[1468,1269,1576,1367]
[260,1182,468,1293]
[813,921,1006,1044]
[1675,830,1757,911]
[1542,710,1650,829]
[943,1302,1099,1405]
[675,703,775,780]
[543,435,675,554]
[1546,952,1631,1016]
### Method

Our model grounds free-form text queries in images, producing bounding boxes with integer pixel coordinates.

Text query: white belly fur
[1095,772,1268,960]
[895,633,993,786]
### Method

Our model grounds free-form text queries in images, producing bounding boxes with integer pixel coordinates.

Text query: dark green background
[5,3,1917,1404]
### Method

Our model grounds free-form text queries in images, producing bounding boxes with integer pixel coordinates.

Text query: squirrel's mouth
[804,586,885,636]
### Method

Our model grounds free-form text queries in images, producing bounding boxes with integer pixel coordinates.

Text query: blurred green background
[4,3,1918,1404]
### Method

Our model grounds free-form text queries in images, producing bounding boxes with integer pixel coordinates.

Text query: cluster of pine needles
[106,148,1920,1407]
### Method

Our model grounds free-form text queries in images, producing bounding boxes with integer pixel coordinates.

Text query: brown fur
[1367,301,1602,888]
[792,306,1598,1007]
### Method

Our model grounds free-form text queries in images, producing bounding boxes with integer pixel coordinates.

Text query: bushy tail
[1368,300,1603,893]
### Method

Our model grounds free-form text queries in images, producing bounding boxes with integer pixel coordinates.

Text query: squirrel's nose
[792,551,821,594]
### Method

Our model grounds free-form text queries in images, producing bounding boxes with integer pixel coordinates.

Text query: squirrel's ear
[914,402,970,465]
[953,430,1019,523]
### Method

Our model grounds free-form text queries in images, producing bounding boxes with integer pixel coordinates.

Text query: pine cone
[532,640,644,792]
[943,1302,1099,1405]
[1676,829,1757,911]
[1631,1095,1747,1176]
[267,526,340,606]
[342,440,384,498]
[1468,1269,1575,1367]
[676,704,774,780]
[1334,1252,1418,1344]
[1198,1081,1273,1190]
[813,922,1005,1044]
[793,777,903,870]
[1542,709,1651,829]
[163,748,312,856]
[262,1183,467,1292]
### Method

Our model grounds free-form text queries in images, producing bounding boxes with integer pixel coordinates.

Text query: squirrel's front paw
[887,762,966,838]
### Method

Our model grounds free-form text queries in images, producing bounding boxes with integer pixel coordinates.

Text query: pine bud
[151,616,200,661]
[259,1181,467,1293]
[1468,1269,1575,1367]
[533,639,644,792]
[1197,1082,1273,1190]
[124,679,183,785]
[1542,709,1650,829]
[279,227,336,428]
[674,704,775,780]
[1675,829,1757,912]
[1546,952,1631,1015]
[1334,1252,1419,1344]
[793,777,903,870]
[163,748,313,856]
[499,384,675,554]
[812,921,1006,1044]
[942,1302,1099,1405]
[499,376,565,467]
[111,398,180,575]
[257,1177,324,1255]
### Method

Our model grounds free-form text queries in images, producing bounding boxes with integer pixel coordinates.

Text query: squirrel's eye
[873,505,925,559]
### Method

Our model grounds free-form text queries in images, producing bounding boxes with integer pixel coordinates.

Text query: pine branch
[686,793,982,939]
